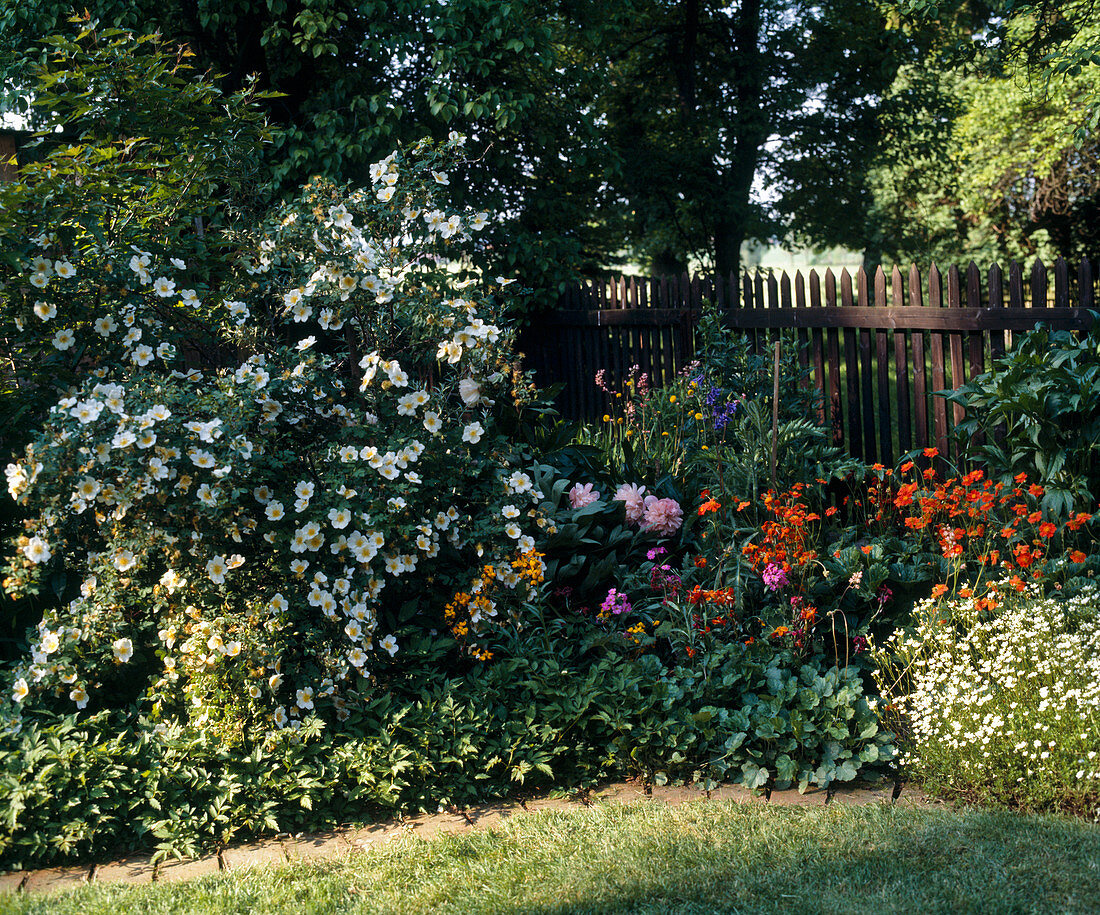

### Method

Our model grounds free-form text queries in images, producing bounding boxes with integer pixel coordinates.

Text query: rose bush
[3,134,554,743]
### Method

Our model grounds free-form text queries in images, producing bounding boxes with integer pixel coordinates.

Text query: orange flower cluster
[880,465,1097,576]
[443,549,545,658]
[686,585,737,606]
[740,483,820,574]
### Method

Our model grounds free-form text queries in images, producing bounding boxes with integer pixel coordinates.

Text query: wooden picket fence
[518,258,1098,466]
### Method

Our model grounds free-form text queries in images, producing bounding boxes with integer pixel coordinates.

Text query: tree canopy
[1,0,1096,285]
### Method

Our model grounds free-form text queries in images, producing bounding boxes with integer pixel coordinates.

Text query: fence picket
[908,265,928,452]
[840,269,863,459]
[874,266,893,466]
[856,267,877,462]
[823,269,844,446]
[964,262,986,458]
[988,262,1007,360]
[891,265,911,456]
[927,264,950,462]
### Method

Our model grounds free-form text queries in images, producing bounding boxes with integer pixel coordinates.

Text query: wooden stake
[771,339,780,490]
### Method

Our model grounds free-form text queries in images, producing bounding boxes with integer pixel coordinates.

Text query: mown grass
[5,800,1099,914]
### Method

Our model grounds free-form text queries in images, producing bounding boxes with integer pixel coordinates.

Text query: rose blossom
[613,483,647,523]
[640,496,683,536]
[567,482,600,508]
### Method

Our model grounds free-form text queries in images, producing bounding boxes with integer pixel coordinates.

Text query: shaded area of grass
[5,801,1099,914]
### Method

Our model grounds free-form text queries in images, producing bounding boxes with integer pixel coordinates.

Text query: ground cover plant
[6,802,1100,914]
[875,582,1100,816]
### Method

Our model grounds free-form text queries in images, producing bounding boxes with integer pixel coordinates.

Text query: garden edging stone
[0,779,930,896]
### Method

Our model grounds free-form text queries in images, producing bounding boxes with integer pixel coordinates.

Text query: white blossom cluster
[3,138,548,739]
[875,583,1100,789]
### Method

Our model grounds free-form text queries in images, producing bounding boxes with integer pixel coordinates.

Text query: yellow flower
[669,395,677,403]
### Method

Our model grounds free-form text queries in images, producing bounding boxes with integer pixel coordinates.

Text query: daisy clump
[873,581,1100,814]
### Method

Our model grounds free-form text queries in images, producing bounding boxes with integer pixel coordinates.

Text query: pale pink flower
[641,497,683,536]
[568,482,600,509]
[613,483,647,524]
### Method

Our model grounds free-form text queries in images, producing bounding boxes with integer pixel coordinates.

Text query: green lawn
[5,800,1099,914]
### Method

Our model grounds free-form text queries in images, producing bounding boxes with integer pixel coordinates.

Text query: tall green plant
[946,319,1100,516]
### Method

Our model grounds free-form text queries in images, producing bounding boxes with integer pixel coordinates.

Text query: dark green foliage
[947,320,1100,515]
[0,621,891,870]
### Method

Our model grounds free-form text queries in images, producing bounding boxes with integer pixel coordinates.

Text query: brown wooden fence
[518,258,1098,466]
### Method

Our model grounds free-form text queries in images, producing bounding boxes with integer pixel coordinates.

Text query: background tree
[597,0,909,276]
[1,2,627,299]
[864,9,1100,268]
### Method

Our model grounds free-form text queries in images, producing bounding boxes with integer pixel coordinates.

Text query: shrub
[947,319,1100,516]
[873,582,1100,816]
[0,25,269,664]
[2,121,557,741]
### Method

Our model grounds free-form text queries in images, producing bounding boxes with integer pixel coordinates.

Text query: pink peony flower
[641,497,683,536]
[568,482,601,508]
[613,483,647,524]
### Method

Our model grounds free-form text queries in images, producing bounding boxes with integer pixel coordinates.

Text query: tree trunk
[714,220,743,279]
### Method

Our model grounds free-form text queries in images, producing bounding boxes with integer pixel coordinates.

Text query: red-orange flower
[931,583,948,598]
[1070,550,1088,563]
[1038,522,1057,539]
[924,447,939,458]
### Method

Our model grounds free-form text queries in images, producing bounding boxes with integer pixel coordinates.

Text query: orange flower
[825,506,838,517]
[698,498,721,516]
[1028,484,1045,498]
[1010,575,1027,592]
[900,461,914,473]
[1066,512,1092,531]
[931,583,948,599]
[1027,511,1043,524]
[737,501,751,511]
[1038,522,1057,539]
[1070,550,1088,563]
[770,626,790,638]
[860,545,873,555]
[923,447,939,458]
[1014,472,1028,484]
[1013,544,1035,568]
[694,556,707,569]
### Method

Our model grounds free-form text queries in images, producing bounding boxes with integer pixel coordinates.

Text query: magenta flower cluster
[600,588,632,616]
[762,562,788,593]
